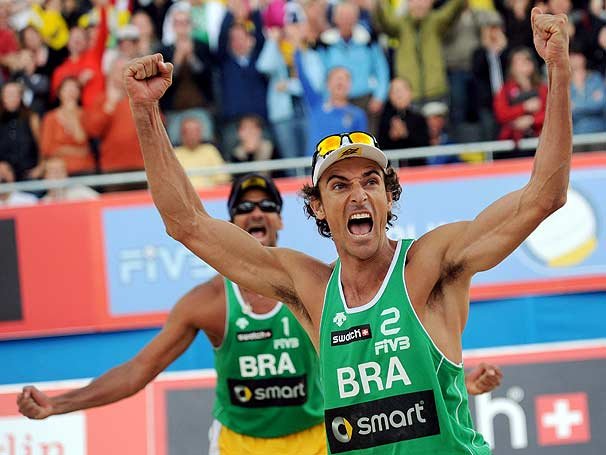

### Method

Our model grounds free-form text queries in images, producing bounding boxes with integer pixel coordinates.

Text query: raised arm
[433,9,572,277]
[123,54,318,314]
[372,0,400,38]
[16,283,220,419]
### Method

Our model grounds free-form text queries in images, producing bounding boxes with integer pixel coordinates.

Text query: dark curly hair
[300,165,402,238]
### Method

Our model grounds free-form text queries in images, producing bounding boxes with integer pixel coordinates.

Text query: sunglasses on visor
[312,132,379,171]
[233,199,280,216]
[315,132,378,157]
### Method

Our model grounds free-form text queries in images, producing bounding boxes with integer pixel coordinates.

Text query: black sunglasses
[233,199,280,215]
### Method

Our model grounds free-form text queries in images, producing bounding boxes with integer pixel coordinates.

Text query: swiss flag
[536,392,591,446]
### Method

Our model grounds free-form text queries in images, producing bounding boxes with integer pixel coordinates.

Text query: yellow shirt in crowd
[174,144,231,189]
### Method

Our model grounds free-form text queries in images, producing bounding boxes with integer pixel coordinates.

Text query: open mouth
[247,226,267,239]
[347,212,373,236]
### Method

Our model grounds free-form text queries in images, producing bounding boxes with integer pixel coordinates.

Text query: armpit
[272,284,311,322]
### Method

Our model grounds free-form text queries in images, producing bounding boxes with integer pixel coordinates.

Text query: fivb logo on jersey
[325,391,440,453]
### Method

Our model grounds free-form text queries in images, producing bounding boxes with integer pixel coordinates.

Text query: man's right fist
[17,386,54,420]
[124,53,174,105]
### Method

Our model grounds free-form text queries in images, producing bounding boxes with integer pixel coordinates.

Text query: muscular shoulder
[170,275,227,341]
[406,222,470,303]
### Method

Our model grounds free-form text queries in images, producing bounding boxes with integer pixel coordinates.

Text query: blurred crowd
[1,0,606,202]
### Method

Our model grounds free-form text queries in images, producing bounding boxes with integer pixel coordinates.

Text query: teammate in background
[18,174,325,454]
[17,174,502,453]
[102,7,566,454]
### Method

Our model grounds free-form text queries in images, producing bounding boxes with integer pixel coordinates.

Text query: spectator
[570,1,605,66]
[20,25,68,80]
[331,0,380,37]
[320,2,389,135]
[216,0,268,152]
[27,0,70,51]
[102,24,143,77]
[0,81,42,181]
[420,101,463,165]
[51,2,109,108]
[40,77,95,175]
[494,46,547,142]
[495,0,533,50]
[162,0,226,50]
[374,0,466,104]
[83,57,143,174]
[9,48,50,115]
[41,157,98,202]
[62,0,87,28]
[232,115,275,164]
[116,24,142,60]
[159,9,215,146]
[140,0,172,46]
[378,78,429,164]
[303,0,330,48]
[443,5,484,135]
[256,25,312,161]
[586,20,606,74]
[0,161,38,206]
[570,45,606,134]
[295,45,367,153]
[131,10,160,55]
[423,102,451,148]
[472,10,509,140]
[0,0,20,78]
[174,117,230,188]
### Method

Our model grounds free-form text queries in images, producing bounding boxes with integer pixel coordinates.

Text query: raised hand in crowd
[389,116,409,141]
[173,37,194,66]
[523,96,542,113]
[228,0,250,22]
[368,97,384,115]
[512,114,535,131]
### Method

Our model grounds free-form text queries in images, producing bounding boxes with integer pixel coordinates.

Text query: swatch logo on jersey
[236,329,273,342]
[324,390,440,453]
[331,324,373,346]
[0,219,23,322]
[227,375,308,408]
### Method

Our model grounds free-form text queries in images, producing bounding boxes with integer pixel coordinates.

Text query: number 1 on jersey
[281,317,290,337]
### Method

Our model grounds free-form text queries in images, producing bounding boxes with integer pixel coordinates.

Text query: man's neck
[337,238,397,308]
[330,97,348,108]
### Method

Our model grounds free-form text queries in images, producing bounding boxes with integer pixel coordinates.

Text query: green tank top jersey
[212,278,324,438]
[319,239,491,454]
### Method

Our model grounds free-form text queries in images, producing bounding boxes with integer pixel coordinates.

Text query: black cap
[227,173,283,218]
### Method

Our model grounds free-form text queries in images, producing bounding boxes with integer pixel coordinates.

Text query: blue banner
[102,162,606,315]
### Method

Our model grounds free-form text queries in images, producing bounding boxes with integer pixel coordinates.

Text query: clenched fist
[124,53,174,105]
[465,363,503,395]
[531,7,570,67]
[17,386,54,420]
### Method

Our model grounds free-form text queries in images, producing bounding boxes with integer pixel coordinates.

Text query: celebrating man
[42,7,566,454]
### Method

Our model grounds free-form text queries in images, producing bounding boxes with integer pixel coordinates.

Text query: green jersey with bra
[212,278,324,438]
[319,239,491,454]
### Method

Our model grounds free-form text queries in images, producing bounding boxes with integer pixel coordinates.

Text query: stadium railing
[0,132,605,193]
